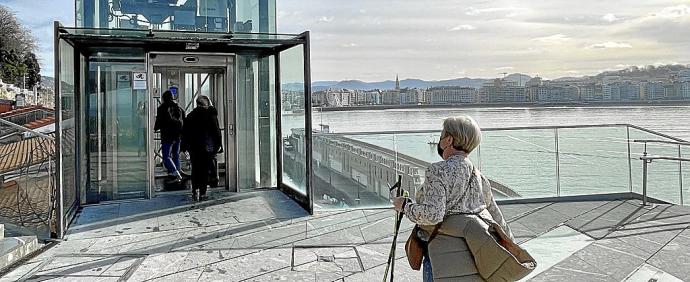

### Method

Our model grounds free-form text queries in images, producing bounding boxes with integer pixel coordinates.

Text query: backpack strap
[427,223,442,242]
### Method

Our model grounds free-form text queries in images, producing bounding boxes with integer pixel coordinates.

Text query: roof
[25,116,56,130]
[0,135,55,175]
[0,105,53,119]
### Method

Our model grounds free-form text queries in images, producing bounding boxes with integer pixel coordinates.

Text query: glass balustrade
[312,124,690,210]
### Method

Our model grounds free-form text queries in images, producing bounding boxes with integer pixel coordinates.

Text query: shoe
[171,171,183,181]
[199,194,209,201]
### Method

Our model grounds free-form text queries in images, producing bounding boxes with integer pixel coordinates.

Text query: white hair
[196,95,211,107]
[442,115,482,153]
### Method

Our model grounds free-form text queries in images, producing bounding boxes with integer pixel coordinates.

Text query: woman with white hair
[393,115,528,281]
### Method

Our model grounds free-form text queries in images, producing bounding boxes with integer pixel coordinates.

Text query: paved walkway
[2,190,690,281]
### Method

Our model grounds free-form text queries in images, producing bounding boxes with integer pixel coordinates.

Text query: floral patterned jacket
[403,153,508,231]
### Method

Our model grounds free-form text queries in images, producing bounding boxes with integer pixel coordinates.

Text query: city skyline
[2,0,690,81]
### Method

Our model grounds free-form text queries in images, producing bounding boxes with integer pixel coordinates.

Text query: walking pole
[383,175,404,282]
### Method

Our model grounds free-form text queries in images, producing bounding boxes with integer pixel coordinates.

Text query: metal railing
[634,139,690,206]
[311,123,690,209]
[0,117,57,238]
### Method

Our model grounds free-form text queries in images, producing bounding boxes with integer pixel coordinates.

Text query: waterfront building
[602,76,621,101]
[577,83,599,101]
[481,78,526,103]
[399,88,422,105]
[381,89,400,105]
[363,89,382,105]
[428,86,477,104]
[645,81,666,100]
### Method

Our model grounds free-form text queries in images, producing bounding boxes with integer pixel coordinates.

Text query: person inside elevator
[154,90,185,181]
[182,95,222,201]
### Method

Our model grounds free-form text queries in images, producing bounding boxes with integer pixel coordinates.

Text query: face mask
[437,142,445,158]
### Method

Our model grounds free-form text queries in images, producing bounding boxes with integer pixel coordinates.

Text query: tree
[0,4,39,87]
[0,5,36,53]
[23,52,40,89]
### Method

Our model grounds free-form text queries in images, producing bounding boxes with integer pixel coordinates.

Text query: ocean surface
[286,106,690,205]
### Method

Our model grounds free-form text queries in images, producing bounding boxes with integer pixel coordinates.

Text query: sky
[1,0,689,81]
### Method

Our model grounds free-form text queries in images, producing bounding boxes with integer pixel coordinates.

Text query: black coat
[181,106,222,154]
[154,102,185,143]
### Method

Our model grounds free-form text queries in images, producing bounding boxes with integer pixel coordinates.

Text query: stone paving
[1,189,690,281]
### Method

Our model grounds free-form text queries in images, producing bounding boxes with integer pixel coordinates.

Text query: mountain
[40,76,54,91]
[305,76,507,92]
[504,73,532,86]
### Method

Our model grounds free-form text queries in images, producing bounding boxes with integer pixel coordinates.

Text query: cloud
[655,5,690,18]
[317,16,334,23]
[532,34,570,45]
[602,13,619,22]
[495,66,514,71]
[465,7,526,16]
[342,43,357,48]
[588,42,633,49]
[449,24,476,31]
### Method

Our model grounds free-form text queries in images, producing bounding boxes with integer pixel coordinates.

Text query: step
[0,224,4,240]
[0,236,41,271]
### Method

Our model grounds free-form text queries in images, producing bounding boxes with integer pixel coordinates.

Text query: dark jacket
[154,101,185,143]
[181,106,222,154]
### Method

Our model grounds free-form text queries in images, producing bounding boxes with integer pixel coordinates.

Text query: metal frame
[146,52,238,195]
[275,32,313,213]
[54,21,314,226]
[53,21,64,238]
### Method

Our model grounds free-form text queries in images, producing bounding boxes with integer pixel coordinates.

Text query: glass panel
[76,0,276,33]
[0,118,55,238]
[558,127,630,196]
[314,131,486,210]
[59,40,78,219]
[313,133,400,209]
[480,129,557,198]
[85,50,148,201]
[79,53,89,204]
[280,45,306,194]
[236,54,277,189]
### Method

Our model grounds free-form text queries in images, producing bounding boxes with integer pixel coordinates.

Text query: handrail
[639,151,690,206]
[314,123,690,143]
[0,117,54,140]
[640,156,690,162]
[634,139,690,146]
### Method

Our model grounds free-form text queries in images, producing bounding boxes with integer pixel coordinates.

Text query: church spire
[395,74,400,90]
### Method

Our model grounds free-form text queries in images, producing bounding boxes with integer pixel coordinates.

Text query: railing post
[555,128,561,197]
[679,145,684,206]
[640,149,651,206]
[627,126,633,193]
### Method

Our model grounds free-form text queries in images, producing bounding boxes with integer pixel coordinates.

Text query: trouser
[189,150,212,196]
[422,254,433,282]
[161,139,181,174]
[208,154,218,186]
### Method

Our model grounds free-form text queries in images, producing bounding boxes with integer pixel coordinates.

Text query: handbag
[405,223,441,270]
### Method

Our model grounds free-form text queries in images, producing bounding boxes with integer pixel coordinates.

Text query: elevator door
[147,53,236,196]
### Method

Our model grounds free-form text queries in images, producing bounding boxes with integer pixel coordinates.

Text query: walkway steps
[0,224,42,271]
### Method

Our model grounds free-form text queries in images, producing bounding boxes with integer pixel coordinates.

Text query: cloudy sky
[2,0,689,81]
